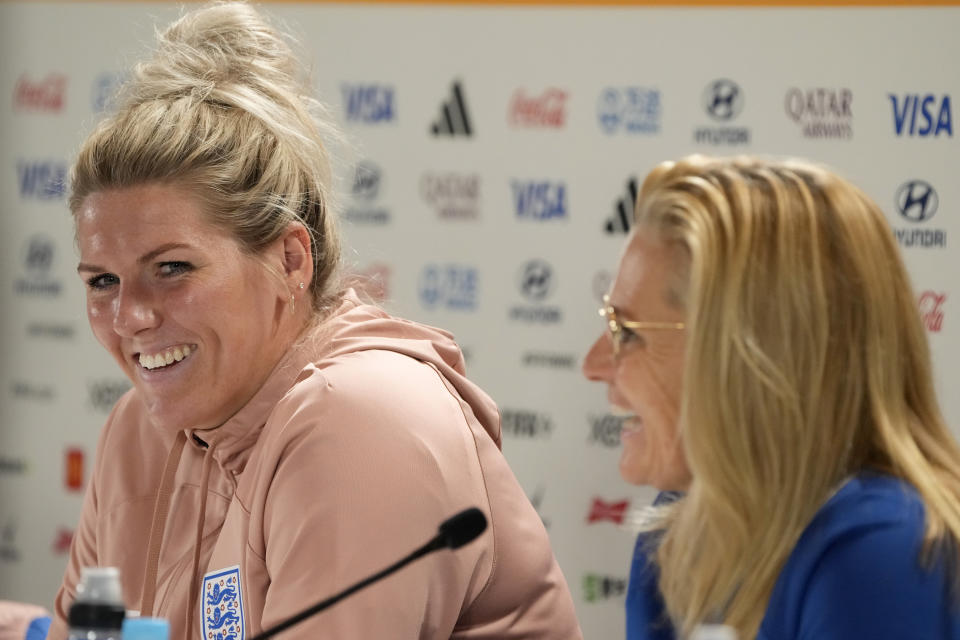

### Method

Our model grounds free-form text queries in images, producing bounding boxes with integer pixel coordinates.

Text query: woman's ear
[281,223,313,289]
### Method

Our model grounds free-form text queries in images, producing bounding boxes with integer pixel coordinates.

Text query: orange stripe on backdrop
[209,0,960,5]
[23,0,960,5]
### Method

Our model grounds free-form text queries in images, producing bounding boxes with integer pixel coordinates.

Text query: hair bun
[128,1,304,108]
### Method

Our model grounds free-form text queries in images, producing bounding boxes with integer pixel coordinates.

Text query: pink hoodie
[49,291,582,639]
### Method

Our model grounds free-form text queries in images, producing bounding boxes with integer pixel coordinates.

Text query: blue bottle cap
[121,617,169,640]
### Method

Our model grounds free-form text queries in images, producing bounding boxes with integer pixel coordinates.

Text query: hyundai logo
[351,160,381,201]
[895,180,938,223]
[519,260,553,301]
[23,235,54,273]
[703,79,743,122]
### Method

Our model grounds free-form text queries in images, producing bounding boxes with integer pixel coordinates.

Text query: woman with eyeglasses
[583,155,960,639]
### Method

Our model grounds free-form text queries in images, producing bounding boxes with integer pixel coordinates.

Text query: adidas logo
[604,177,638,233]
[430,80,473,137]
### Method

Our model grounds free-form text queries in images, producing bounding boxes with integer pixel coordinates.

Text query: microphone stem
[247,537,445,640]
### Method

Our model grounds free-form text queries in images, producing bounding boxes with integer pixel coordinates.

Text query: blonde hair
[636,155,960,638]
[69,1,341,312]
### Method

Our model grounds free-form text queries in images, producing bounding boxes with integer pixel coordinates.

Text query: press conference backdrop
[1,1,958,637]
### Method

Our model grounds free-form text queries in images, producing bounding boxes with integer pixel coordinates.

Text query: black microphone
[247,507,487,640]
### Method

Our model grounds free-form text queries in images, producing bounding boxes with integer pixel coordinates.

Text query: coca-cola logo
[13,73,67,112]
[52,528,74,555]
[508,88,567,128]
[919,291,946,332]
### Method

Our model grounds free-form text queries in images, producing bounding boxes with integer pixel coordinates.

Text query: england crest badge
[201,565,245,640]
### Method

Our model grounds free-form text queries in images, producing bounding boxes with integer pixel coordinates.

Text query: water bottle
[122,618,169,640]
[690,624,739,640]
[67,567,125,640]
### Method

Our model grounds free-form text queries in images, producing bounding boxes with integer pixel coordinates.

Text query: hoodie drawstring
[140,430,187,616]
[185,440,216,636]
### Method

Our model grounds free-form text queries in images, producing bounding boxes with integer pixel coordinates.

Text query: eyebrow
[77,242,192,273]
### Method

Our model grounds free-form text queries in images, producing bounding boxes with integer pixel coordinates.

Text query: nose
[582,332,615,382]
[112,282,160,337]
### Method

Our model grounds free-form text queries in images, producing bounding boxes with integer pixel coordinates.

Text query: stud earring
[298,282,305,289]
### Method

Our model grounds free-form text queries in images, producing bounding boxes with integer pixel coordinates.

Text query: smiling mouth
[137,344,195,370]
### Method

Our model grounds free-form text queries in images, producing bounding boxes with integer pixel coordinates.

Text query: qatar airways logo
[508,87,567,128]
[919,291,945,332]
[421,171,480,220]
[785,87,853,139]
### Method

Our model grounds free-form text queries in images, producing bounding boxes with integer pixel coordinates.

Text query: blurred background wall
[1,1,958,637]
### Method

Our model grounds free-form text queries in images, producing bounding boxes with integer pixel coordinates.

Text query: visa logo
[342,84,395,123]
[512,181,567,220]
[889,94,952,137]
[18,161,67,200]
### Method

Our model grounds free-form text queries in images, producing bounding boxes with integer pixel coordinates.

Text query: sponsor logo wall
[2,4,958,638]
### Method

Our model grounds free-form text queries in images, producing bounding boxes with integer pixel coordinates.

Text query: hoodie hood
[188,289,501,473]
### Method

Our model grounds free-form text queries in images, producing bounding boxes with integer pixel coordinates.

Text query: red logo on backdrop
[52,528,73,554]
[508,88,567,128]
[65,448,84,491]
[587,498,630,524]
[347,263,391,302]
[13,73,67,112]
[919,291,946,332]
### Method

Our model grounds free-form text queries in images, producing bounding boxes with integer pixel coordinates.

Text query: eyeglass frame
[598,293,685,358]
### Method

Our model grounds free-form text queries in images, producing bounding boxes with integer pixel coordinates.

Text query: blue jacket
[627,473,960,639]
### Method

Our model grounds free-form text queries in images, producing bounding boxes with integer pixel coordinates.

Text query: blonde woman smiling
[48,3,581,638]
[584,156,960,639]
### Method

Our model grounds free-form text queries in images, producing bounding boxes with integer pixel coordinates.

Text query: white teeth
[139,345,194,370]
[609,406,636,418]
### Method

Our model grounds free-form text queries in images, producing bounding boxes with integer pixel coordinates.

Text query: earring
[298,282,305,289]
